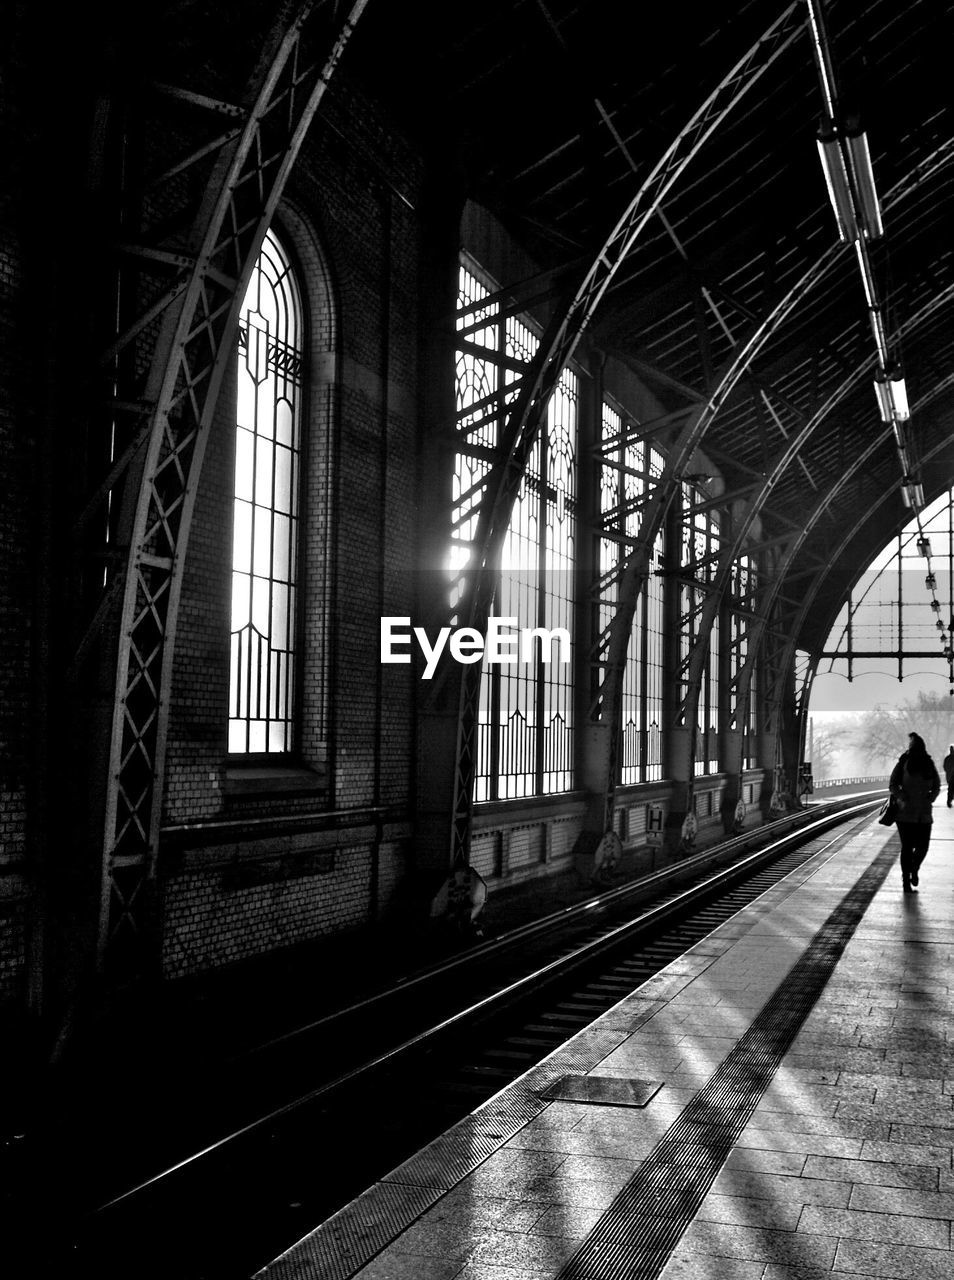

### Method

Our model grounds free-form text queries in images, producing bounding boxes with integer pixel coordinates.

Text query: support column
[413,141,466,883]
[719,509,742,833]
[663,495,693,853]
[574,352,612,877]
[758,616,800,815]
[720,729,744,832]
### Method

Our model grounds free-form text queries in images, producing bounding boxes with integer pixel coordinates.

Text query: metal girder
[454,262,579,338]
[624,352,707,403]
[442,3,806,873]
[74,408,155,538]
[96,1,370,972]
[682,481,761,516]
[794,648,816,722]
[590,237,845,752]
[145,127,247,192]
[595,405,695,453]
[720,379,954,758]
[819,650,953,659]
[151,82,248,118]
[820,493,954,664]
[668,272,954,750]
[767,387,954,706]
[588,132,954,835]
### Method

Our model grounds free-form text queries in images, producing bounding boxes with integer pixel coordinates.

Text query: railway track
[29,796,882,1279]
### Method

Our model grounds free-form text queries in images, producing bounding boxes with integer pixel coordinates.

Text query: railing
[811,775,888,791]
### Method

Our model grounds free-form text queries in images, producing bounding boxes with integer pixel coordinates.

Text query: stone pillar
[412,143,466,881]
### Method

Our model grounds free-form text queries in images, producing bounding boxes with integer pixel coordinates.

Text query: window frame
[227,225,307,760]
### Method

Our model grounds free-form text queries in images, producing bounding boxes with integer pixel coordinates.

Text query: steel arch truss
[681,272,954,751]
[94,1,369,971]
[445,3,805,870]
[763,384,954,745]
[588,132,954,832]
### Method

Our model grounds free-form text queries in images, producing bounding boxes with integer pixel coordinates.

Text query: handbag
[878,796,898,826]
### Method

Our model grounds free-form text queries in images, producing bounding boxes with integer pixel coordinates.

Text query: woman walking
[889,732,941,893]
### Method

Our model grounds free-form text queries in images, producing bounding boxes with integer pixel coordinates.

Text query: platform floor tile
[259,809,954,1280]
[662,809,954,1280]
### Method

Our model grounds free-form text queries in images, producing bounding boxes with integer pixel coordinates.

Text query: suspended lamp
[899,475,924,508]
[816,122,883,243]
[874,364,911,423]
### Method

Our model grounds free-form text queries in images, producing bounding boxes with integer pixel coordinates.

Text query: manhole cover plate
[541,1074,663,1107]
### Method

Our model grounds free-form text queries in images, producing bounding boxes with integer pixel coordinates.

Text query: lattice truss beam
[710,271,954,725]
[78,1,369,970]
[590,131,954,815]
[766,389,954,732]
[444,4,806,867]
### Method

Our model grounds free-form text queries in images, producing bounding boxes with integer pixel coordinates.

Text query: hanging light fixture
[899,475,924,508]
[845,127,884,238]
[925,572,937,590]
[816,121,883,243]
[874,364,911,423]
[917,537,932,557]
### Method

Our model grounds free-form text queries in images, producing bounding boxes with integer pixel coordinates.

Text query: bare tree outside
[853,691,954,771]
[807,721,851,781]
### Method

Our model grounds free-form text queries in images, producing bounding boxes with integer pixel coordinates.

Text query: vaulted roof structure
[7,0,954,977]
[346,0,954,655]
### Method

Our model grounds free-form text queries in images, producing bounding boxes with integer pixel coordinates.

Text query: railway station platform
[255,802,954,1280]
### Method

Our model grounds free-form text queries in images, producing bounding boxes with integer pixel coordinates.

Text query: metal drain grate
[555,841,898,1280]
[541,1075,663,1108]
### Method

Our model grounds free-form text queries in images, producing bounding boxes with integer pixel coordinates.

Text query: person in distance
[943,742,954,807]
[889,732,941,894]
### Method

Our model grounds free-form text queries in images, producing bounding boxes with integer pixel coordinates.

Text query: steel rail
[231,790,874,1065]
[91,795,880,1219]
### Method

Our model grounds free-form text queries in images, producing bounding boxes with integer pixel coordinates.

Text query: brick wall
[158,78,421,976]
[0,31,781,1016]
[162,842,368,978]
[0,78,32,1007]
[159,819,411,979]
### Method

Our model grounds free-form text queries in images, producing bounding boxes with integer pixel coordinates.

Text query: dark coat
[890,751,941,823]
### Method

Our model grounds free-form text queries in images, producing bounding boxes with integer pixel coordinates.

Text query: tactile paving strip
[256,1025,639,1279]
[554,840,899,1280]
[254,1180,445,1280]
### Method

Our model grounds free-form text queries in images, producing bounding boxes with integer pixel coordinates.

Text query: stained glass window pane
[600,405,664,786]
[454,260,576,800]
[228,228,302,754]
[678,483,720,777]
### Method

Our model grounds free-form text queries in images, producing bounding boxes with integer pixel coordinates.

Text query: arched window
[819,488,954,684]
[680,482,721,775]
[601,400,665,784]
[454,258,577,800]
[228,228,304,754]
[729,552,758,768]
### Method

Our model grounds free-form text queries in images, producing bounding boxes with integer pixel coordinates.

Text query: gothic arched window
[454,258,577,800]
[228,228,303,754]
